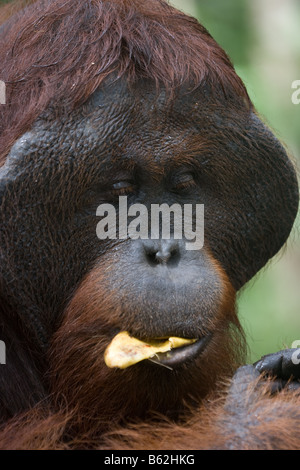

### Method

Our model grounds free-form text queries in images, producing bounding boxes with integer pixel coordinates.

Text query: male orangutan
[0,0,299,450]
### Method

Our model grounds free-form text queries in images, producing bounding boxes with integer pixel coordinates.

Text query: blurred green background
[1,0,300,363]
[171,0,300,362]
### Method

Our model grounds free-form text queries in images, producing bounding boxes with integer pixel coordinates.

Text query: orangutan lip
[147,334,212,369]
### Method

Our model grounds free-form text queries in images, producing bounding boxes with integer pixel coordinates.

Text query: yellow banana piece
[104,331,196,369]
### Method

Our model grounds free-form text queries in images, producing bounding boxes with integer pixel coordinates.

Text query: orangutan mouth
[104,331,212,370]
[147,335,212,369]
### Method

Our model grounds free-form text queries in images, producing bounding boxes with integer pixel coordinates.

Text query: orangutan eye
[173,174,196,191]
[111,181,137,195]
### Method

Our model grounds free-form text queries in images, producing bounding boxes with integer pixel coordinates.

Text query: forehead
[87,78,203,118]
[3,79,215,175]
[74,79,209,157]
[83,79,209,162]
[3,77,239,185]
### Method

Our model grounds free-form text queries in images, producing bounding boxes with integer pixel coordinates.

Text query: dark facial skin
[0,74,298,431]
[0,78,298,359]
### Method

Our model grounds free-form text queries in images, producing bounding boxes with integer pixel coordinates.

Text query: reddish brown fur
[0,0,300,451]
[48,253,241,425]
[0,0,250,164]
[0,255,245,449]
[1,256,300,450]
